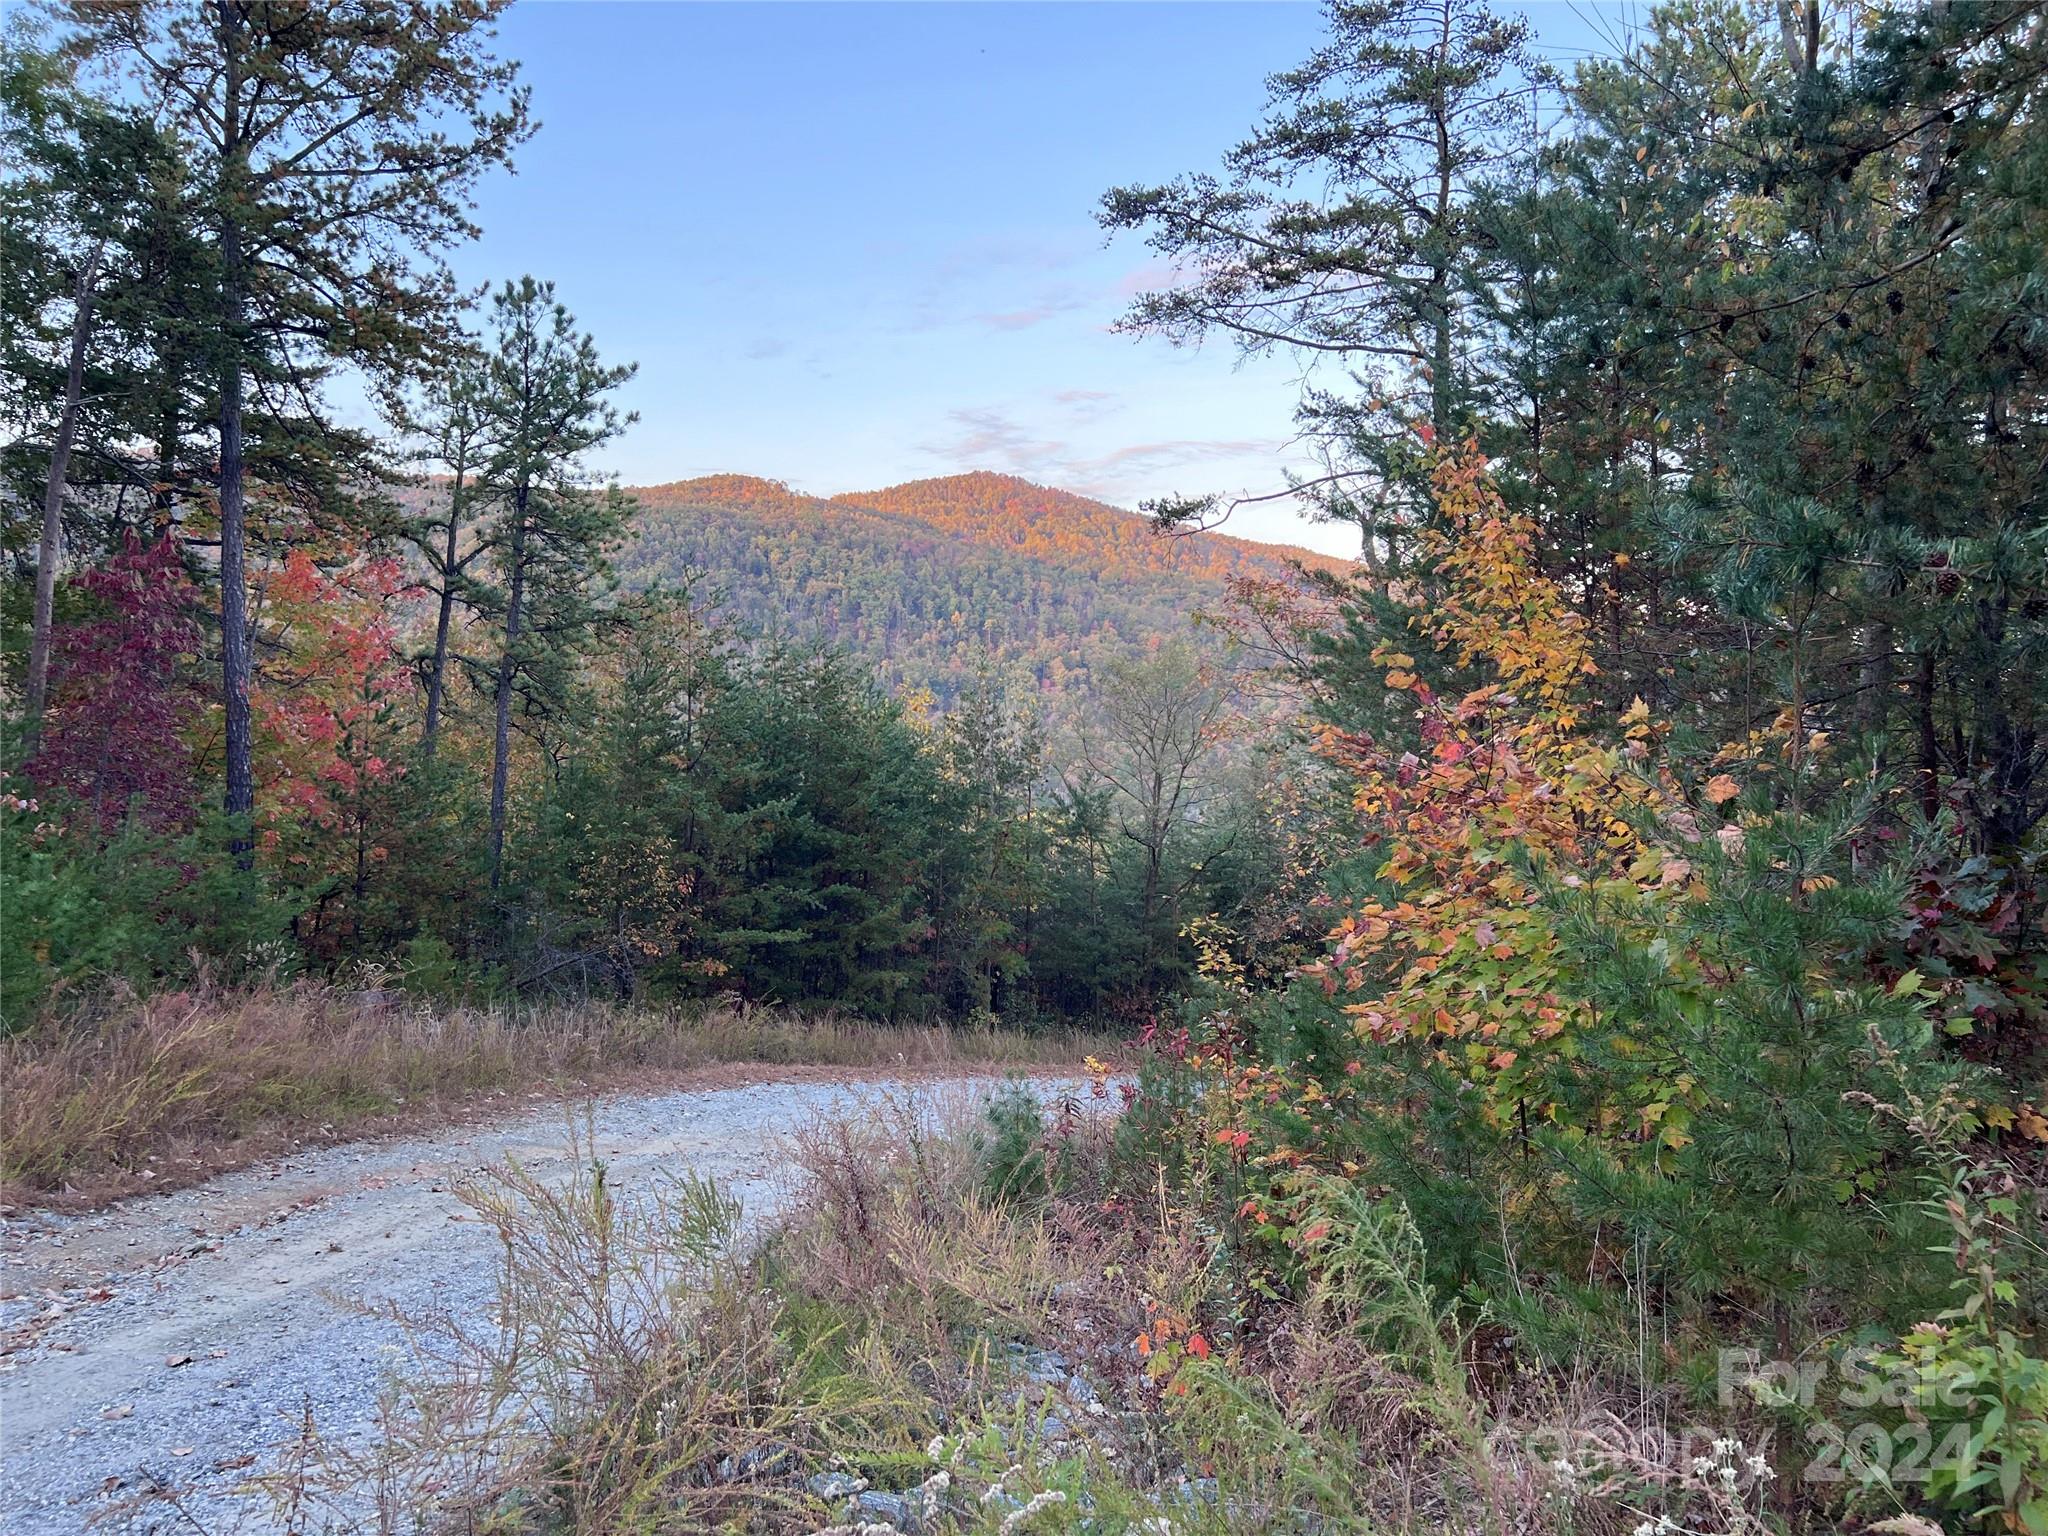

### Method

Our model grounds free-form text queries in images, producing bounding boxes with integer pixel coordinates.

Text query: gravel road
[0,1073,1074,1534]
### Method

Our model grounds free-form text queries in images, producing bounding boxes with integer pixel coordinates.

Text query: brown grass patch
[0,981,1110,1209]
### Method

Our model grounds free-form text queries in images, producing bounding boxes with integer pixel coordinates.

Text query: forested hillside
[617,471,1339,709]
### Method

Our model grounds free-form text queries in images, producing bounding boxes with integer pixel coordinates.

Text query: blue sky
[457,2,1632,556]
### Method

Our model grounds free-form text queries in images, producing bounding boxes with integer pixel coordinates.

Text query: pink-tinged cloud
[978,307,1064,332]
[918,403,1281,505]
[1116,259,1193,298]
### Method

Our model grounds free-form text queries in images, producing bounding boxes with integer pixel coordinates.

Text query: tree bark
[1915,649,1942,818]
[1427,0,1456,434]
[216,2,254,853]
[420,466,467,759]
[487,489,528,889]
[24,241,104,758]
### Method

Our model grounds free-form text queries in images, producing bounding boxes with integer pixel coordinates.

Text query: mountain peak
[645,473,800,505]
[842,470,1063,500]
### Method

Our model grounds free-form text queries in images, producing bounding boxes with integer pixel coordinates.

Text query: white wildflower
[998,1489,1069,1535]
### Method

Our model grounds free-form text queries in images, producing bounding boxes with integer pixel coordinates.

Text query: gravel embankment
[0,1074,1079,1534]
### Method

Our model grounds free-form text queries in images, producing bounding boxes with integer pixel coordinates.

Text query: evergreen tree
[1,32,195,750]
[523,592,770,997]
[722,648,944,1015]
[930,664,1049,1016]
[1100,0,1541,556]
[63,0,531,837]
[470,277,636,894]
[404,359,494,762]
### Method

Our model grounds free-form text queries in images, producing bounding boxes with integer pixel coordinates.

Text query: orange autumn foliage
[1305,447,1678,1100]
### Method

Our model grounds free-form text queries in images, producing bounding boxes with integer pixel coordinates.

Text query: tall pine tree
[63,0,530,841]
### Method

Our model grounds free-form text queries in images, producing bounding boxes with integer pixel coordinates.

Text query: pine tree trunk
[24,242,104,758]
[153,405,180,534]
[1427,0,1456,434]
[420,470,466,760]
[487,490,529,890]
[1915,649,1941,817]
[216,3,255,853]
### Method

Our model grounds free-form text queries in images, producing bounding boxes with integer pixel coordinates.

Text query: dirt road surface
[1,1074,1073,1534]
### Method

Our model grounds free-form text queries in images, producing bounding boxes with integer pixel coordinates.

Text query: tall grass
[0,980,1108,1203]
[330,1089,1634,1536]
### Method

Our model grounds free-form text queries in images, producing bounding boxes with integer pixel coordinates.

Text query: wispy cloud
[1085,438,1269,473]
[924,406,1072,472]
[974,304,1072,333]
[895,232,1102,335]
[918,400,1281,505]
[1115,259,1192,298]
[1050,387,1122,425]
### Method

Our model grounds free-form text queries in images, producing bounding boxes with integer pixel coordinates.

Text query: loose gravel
[0,1074,1076,1534]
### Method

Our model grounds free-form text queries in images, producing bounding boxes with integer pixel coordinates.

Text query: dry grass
[0,980,1110,1206]
[326,1087,1624,1536]
[304,1091,1145,1535]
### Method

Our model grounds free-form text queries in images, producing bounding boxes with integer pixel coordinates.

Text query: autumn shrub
[1113,446,2048,1530]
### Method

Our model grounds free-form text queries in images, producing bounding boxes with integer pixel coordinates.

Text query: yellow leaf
[1704,774,1740,805]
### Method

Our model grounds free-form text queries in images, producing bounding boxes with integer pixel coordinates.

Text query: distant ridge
[834,472,1347,577]
[613,470,1347,714]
